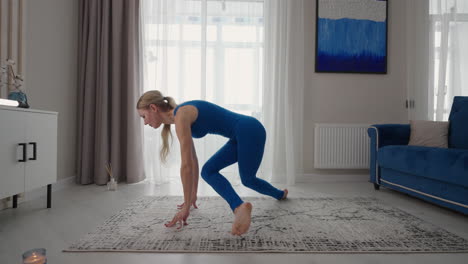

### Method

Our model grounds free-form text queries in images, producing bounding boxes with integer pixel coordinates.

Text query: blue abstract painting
[315,0,387,73]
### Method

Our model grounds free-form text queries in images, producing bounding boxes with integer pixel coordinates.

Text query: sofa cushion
[378,145,468,188]
[408,120,449,148]
[448,96,468,149]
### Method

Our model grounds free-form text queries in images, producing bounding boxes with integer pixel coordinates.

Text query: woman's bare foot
[232,202,252,236]
[281,189,288,200]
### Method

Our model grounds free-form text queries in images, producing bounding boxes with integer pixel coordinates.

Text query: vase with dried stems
[105,162,117,191]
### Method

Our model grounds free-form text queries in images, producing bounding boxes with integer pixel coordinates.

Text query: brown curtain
[77,0,145,184]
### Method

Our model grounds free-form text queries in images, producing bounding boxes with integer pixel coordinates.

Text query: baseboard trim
[0,175,75,210]
[298,173,368,183]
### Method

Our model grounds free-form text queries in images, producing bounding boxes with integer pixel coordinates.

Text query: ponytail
[137,90,177,163]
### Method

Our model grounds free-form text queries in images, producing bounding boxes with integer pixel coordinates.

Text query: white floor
[1,177,467,264]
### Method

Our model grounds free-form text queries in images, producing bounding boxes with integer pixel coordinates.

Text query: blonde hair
[137,90,177,163]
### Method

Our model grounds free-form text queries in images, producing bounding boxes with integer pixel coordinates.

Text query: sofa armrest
[367,124,410,185]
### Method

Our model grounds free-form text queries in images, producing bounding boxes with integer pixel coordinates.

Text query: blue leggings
[200,117,285,212]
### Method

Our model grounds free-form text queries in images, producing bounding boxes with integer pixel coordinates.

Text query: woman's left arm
[190,142,199,207]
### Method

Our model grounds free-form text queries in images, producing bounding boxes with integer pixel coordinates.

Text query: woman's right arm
[165,107,195,228]
[178,133,200,209]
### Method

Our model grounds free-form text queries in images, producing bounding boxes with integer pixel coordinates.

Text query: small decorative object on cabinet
[0,106,58,209]
[1,59,29,108]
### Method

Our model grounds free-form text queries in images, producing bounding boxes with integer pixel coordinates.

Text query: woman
[137,90,288,236]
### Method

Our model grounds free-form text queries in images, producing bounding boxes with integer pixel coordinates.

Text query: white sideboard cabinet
[0,106,58,208]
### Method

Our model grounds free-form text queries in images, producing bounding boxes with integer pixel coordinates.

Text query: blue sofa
[368,96,468,215]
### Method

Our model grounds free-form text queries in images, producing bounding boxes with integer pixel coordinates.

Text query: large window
[141,0,265,182]
[143,0,264,117]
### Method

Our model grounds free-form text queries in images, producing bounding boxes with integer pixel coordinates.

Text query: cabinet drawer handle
[18,143,27,162]
[29,142,37,160]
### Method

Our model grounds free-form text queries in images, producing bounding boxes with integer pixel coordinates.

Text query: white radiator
[314,124,370,169]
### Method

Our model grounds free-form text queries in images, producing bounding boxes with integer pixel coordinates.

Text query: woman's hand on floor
[165,207,190,229]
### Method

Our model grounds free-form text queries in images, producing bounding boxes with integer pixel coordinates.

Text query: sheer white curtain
[429,0,468,120]
[262,0,304,185]
[408,0,468,121]
[141,0,264,184]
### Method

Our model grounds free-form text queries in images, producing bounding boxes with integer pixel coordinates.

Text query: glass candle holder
[22,248,47,264]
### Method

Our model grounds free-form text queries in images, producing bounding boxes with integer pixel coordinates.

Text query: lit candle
[22,249,47,264]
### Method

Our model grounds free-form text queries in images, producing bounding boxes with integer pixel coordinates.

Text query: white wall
[24,0,78,181]
[303,0,408,176]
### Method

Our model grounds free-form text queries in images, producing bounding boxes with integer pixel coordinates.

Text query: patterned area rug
[64,196,468,253]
